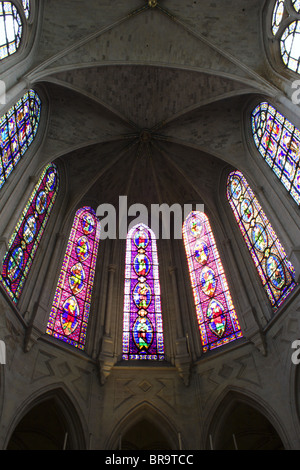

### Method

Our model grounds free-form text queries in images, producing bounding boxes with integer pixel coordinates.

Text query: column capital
[108,264,117,273]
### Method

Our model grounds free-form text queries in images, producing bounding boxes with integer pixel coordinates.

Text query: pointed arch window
[0,163,59,303]
[46,207,101,350]
[227,171,296,309]
[0,89,41,191]
[183,211,243,353]
[252,101,300,205]
[0,2,22,61]
[271,0,300,73]
[122,223,164,361]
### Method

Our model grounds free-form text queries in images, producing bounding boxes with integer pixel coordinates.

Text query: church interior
[0,0,300,450]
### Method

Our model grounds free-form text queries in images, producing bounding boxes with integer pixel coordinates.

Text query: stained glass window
[271,1,300,73]
[252,101,300,205]
[0,89,41,191]
[0,163,59,303]
[22,0,30,19]
[272,0,285,36]
[292,0,300,14]
[0,2,22,61]
[46,207,101,350]
[280,20,300,73]
[183,211,243,353]
[122,223,164,360]
[227,171,296,309]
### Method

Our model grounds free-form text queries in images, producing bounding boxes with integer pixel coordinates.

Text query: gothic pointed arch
[0,163,59,303]
[0,89,41,191]
[122,223,164,361]
[46,206,101,350]
[270,0,300,74]
[107,402,178,451]
[206,390,286,450]
[5,387,87,450]
[227,170,297,309]
[182,211,243,353]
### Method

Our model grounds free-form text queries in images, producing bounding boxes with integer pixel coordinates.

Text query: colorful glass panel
[183,211,243,353]
[22,0,30,19]
[252,102,300,205]
[0,2,22,61]
[0,163,59,303]
[227,171,296,308]
[280,20,300,73]
[0,89,41,191]
[272,0,285,36]
[46,207,101,350]
[292,0,300,13]
[123,224,164,360]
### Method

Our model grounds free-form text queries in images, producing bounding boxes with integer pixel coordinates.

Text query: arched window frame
[250,100,300,207]
[265,0,300,78]
[122,223,165,361]
[46,206,101,351]
[182,211,243,353]
[0,88,42,193]
[0,162,59,303]
[243,96,300,249]
[0,0,38,73]
[226,170,297,310]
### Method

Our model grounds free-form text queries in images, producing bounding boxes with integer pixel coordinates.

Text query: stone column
[23,232,66,352]
[104,264,117,336]
[222,237,267,355]
[99,264,117,385]
[169,265,191,386]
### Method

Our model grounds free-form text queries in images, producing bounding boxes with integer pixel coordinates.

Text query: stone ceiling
[24,0,282,213]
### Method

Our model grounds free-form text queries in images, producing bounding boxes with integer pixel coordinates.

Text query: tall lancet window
[0,163,59,303]
[252,102,300,205]
[271,0,300,73]
[122,223,164,361]
[0,2,22,61]
[183,211,243,353]
[0,89,41,191]
[227,171,296,309]
[46,207,101,350]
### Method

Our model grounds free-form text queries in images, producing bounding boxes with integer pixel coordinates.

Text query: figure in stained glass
[252,102,300,205]
[122,223,164,360]
[227,171,296,309]
[0,164,59,303]
[0,90,41,190]
[183,211,243,352]
[46,207,100,350]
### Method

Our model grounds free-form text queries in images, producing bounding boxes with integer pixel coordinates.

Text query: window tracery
[0,1,22,61]
[271,0,300,73]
